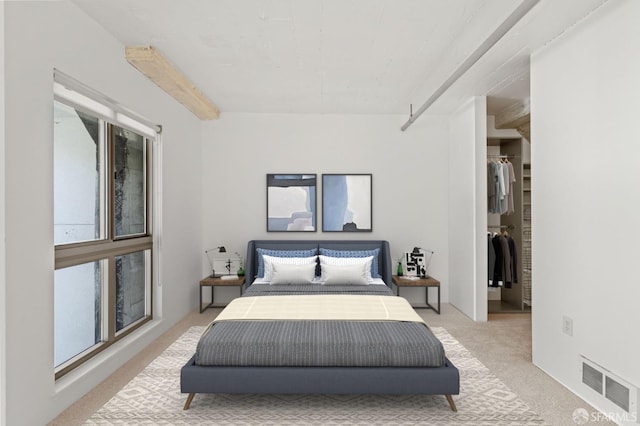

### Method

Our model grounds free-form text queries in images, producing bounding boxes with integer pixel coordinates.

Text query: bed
[181,240,459,411]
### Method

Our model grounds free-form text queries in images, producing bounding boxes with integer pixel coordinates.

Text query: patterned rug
[85,327,546,425]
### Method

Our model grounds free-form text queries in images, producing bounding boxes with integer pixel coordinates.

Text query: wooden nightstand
[392,275,441,314]
[199,275,245,313]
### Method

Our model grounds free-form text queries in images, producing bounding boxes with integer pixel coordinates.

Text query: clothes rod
[488,154,518,158]
[488,225,515,229]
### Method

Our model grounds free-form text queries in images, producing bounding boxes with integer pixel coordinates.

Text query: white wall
[0,2,6,424]
[448,97,488,322]
[531,0,640,421]
[201,113,450,304]
[3,2,202,424]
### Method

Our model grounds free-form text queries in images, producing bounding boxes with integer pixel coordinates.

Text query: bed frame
[181,240,459,411]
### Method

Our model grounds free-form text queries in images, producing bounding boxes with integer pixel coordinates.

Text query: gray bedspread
[243,284,394,297]
[195,320,445,367]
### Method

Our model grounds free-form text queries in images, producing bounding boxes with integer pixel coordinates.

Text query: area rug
[85,326,546,425]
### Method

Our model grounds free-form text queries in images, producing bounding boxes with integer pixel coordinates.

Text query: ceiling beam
[495,97,529,129]
[495,98,530,141]
[516,121,530,142]
[125,46,220,120]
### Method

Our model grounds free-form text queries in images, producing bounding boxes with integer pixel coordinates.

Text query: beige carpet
[84,326,546,425]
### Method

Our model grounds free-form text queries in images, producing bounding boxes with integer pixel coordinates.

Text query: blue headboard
[245,240,393,287]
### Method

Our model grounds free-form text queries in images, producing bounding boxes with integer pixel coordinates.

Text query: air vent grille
[606,376,630,412]
[582,362,603,394]
[581,356,638,415]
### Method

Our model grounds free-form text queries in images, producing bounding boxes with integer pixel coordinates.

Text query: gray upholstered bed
[181,240,459,411]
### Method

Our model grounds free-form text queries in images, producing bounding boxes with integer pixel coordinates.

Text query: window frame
[53,73,158,379]
[111,124,149,240]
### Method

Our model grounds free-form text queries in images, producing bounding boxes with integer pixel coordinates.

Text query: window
[53,72,157,378]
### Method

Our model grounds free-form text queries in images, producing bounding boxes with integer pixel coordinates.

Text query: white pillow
[270,262,316,285]
[320,263,369,285]
[318,255,374,281]
[262,255,317,282]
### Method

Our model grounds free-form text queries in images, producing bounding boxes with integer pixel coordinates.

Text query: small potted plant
[235,252,245,277]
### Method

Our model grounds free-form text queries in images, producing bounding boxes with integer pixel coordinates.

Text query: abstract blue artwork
[322,174,372,232]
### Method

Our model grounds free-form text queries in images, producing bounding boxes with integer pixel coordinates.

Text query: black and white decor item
[404,247,434,278]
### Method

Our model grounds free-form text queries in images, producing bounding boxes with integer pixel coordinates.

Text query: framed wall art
[266,174,317,232]
[322,174,372,232]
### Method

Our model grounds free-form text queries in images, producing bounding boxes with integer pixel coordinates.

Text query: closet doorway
[487,137,531,313]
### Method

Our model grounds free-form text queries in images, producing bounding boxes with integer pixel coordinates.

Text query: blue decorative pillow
[318,248,381,278]
[256,248,318,278]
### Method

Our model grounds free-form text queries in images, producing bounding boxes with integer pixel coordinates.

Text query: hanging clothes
[488,160,502,214]
[488,233,496,286]
[489,231,517,287]
[487,158,516,216]
[491,234,504,285]
[487,159,506,214]
[497,162,506,213]
[506,160,516,215]
[507,234,518,285]
[499,162,510,214]
[487,162,496,214]
[498,233,512,286]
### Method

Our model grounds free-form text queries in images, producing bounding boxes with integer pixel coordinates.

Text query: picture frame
[212,254,242,276]
[266,174,317,232]
[322,174,372,232]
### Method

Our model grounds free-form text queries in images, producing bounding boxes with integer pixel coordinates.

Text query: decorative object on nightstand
[204,246,226,278]
[205,247,243,277]
[396,259,403,276]
[216,252,242,276]
[235,252,245,277]
[404,247,434,278]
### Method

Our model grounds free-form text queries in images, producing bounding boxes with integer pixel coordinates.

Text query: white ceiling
[71,0,608,118]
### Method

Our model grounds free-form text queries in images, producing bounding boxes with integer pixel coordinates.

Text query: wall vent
[606,376,630,412]
[581,356,638,415]
[582,361,604,394]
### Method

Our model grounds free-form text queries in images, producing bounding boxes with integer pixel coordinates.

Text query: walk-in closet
[487,134,531,313]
